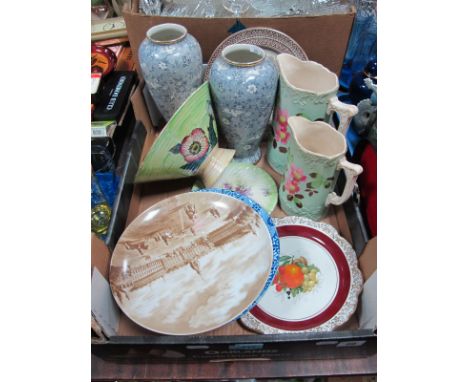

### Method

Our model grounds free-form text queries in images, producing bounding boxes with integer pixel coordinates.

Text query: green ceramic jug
[266,54,358,174]
[279,116,363,220]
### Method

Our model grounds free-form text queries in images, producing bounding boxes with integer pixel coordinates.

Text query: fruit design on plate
[272,254,320,299]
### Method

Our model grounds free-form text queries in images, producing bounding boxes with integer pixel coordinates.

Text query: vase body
[138,23,203,121]
[209,44,278,164]
[266,53,358,174]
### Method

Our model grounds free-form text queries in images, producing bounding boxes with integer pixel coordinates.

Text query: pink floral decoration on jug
[288,163,307,183]
[275,124,290,145]
[274,108,291,145]
[284,179,300,195]
[277,108,289,127]
[283,163,309,208]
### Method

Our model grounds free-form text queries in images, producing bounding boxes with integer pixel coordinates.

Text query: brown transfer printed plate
[109,191,274,335]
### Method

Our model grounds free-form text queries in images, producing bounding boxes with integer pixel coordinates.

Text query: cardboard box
[122,1,355,75]
[91,85,377,363]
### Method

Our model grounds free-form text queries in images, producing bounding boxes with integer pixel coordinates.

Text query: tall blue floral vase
[209,44,278,164]
[138,23,203,122]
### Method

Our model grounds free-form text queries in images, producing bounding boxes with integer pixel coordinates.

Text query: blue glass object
[339,0,377,90]
[94,171,119,207]
[91,172,112,237]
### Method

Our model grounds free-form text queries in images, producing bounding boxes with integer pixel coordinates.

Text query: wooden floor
[259,378,377,382]
[256,378,376,382]
[327,377,376,382]
[110,377,377,381]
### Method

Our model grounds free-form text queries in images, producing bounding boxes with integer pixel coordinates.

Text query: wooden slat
[91,353,377,380]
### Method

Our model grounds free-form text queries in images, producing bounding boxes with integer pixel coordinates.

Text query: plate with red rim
[240,216,363,333]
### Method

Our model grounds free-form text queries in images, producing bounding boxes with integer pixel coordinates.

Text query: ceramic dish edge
[110,189,280,335]
[192,163,278,214]
[197,188,280,318]
[240,215,363,334]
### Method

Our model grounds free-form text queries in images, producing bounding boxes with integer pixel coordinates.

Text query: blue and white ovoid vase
[209,44,278,163]
[138,23,203,121]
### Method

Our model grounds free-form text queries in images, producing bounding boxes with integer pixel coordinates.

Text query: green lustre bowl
[135,82,235,187]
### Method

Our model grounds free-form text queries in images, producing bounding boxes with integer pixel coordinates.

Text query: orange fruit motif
[278,264,304,289]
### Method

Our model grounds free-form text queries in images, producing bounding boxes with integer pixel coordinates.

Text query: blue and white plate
[110,189,279,335]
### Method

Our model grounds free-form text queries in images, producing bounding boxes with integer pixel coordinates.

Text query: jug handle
[327,96,358,136]
[325,158,363,207]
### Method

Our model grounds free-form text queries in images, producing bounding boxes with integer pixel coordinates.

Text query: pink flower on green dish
[288,163,307,183]
[223,183,252,197]
[275,123,291,144]
[284,179,300,195]
[180,128,210,163]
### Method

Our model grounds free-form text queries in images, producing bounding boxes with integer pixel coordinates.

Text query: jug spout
[287,116,347,159]
[276,53,339,96]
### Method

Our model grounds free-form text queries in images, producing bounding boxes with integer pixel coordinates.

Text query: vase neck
[221,44,265,68]
[146,23,187,45]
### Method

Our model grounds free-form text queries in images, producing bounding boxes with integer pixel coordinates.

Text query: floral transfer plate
[109,189,279,335]
[241,216,362,333]
[204,27,308,81]
[192,161,278,214]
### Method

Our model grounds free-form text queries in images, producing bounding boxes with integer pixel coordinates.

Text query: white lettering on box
[106,76,127,111]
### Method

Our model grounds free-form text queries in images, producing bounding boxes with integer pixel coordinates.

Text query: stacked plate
[109,188,279,335]
[109,191,362,335]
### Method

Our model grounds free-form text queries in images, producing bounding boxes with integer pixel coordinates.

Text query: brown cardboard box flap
[123,3,355,76]
[358,270,377,330]
[91,81,374,339]
[356,236,377,330]
[359,236,377,282]
[91,233,111,279]
[130,82,154,134]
